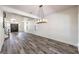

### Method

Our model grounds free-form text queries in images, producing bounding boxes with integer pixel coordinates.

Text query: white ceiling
[4,5,75,17]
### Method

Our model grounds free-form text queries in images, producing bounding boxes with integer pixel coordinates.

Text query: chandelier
[36,5,47,24]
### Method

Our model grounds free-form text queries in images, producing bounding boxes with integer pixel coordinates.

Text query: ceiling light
[11,19,16,21]
[36,5,47,24]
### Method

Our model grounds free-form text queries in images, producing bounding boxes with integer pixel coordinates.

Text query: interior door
[11,24,18,32]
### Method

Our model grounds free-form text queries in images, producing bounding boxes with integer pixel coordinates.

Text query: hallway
[1,32,78,54]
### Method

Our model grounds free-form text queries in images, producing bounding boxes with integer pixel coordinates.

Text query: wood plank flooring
[1,32,78,54]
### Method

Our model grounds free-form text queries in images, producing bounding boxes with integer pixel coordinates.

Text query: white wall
[78,6,79,51]
[0,10,4,51]
[28,6,78,47]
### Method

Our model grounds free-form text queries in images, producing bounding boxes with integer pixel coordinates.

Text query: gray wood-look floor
[1,32,78,54]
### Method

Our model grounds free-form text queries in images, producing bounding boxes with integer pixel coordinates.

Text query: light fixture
[11,19,16,21]
[11,18,16,22]
[36,5,47,24]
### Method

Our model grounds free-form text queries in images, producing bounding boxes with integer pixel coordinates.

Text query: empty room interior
[0,5,79,54]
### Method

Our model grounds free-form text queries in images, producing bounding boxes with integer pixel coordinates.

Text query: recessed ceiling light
[11,19,16,21]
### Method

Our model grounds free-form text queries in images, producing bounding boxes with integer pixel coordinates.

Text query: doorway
[10,24,18,32]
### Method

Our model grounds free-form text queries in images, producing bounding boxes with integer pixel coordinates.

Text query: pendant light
[36,5,47,24]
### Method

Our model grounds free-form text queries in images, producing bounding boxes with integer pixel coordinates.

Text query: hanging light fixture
[36,5,47,24]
